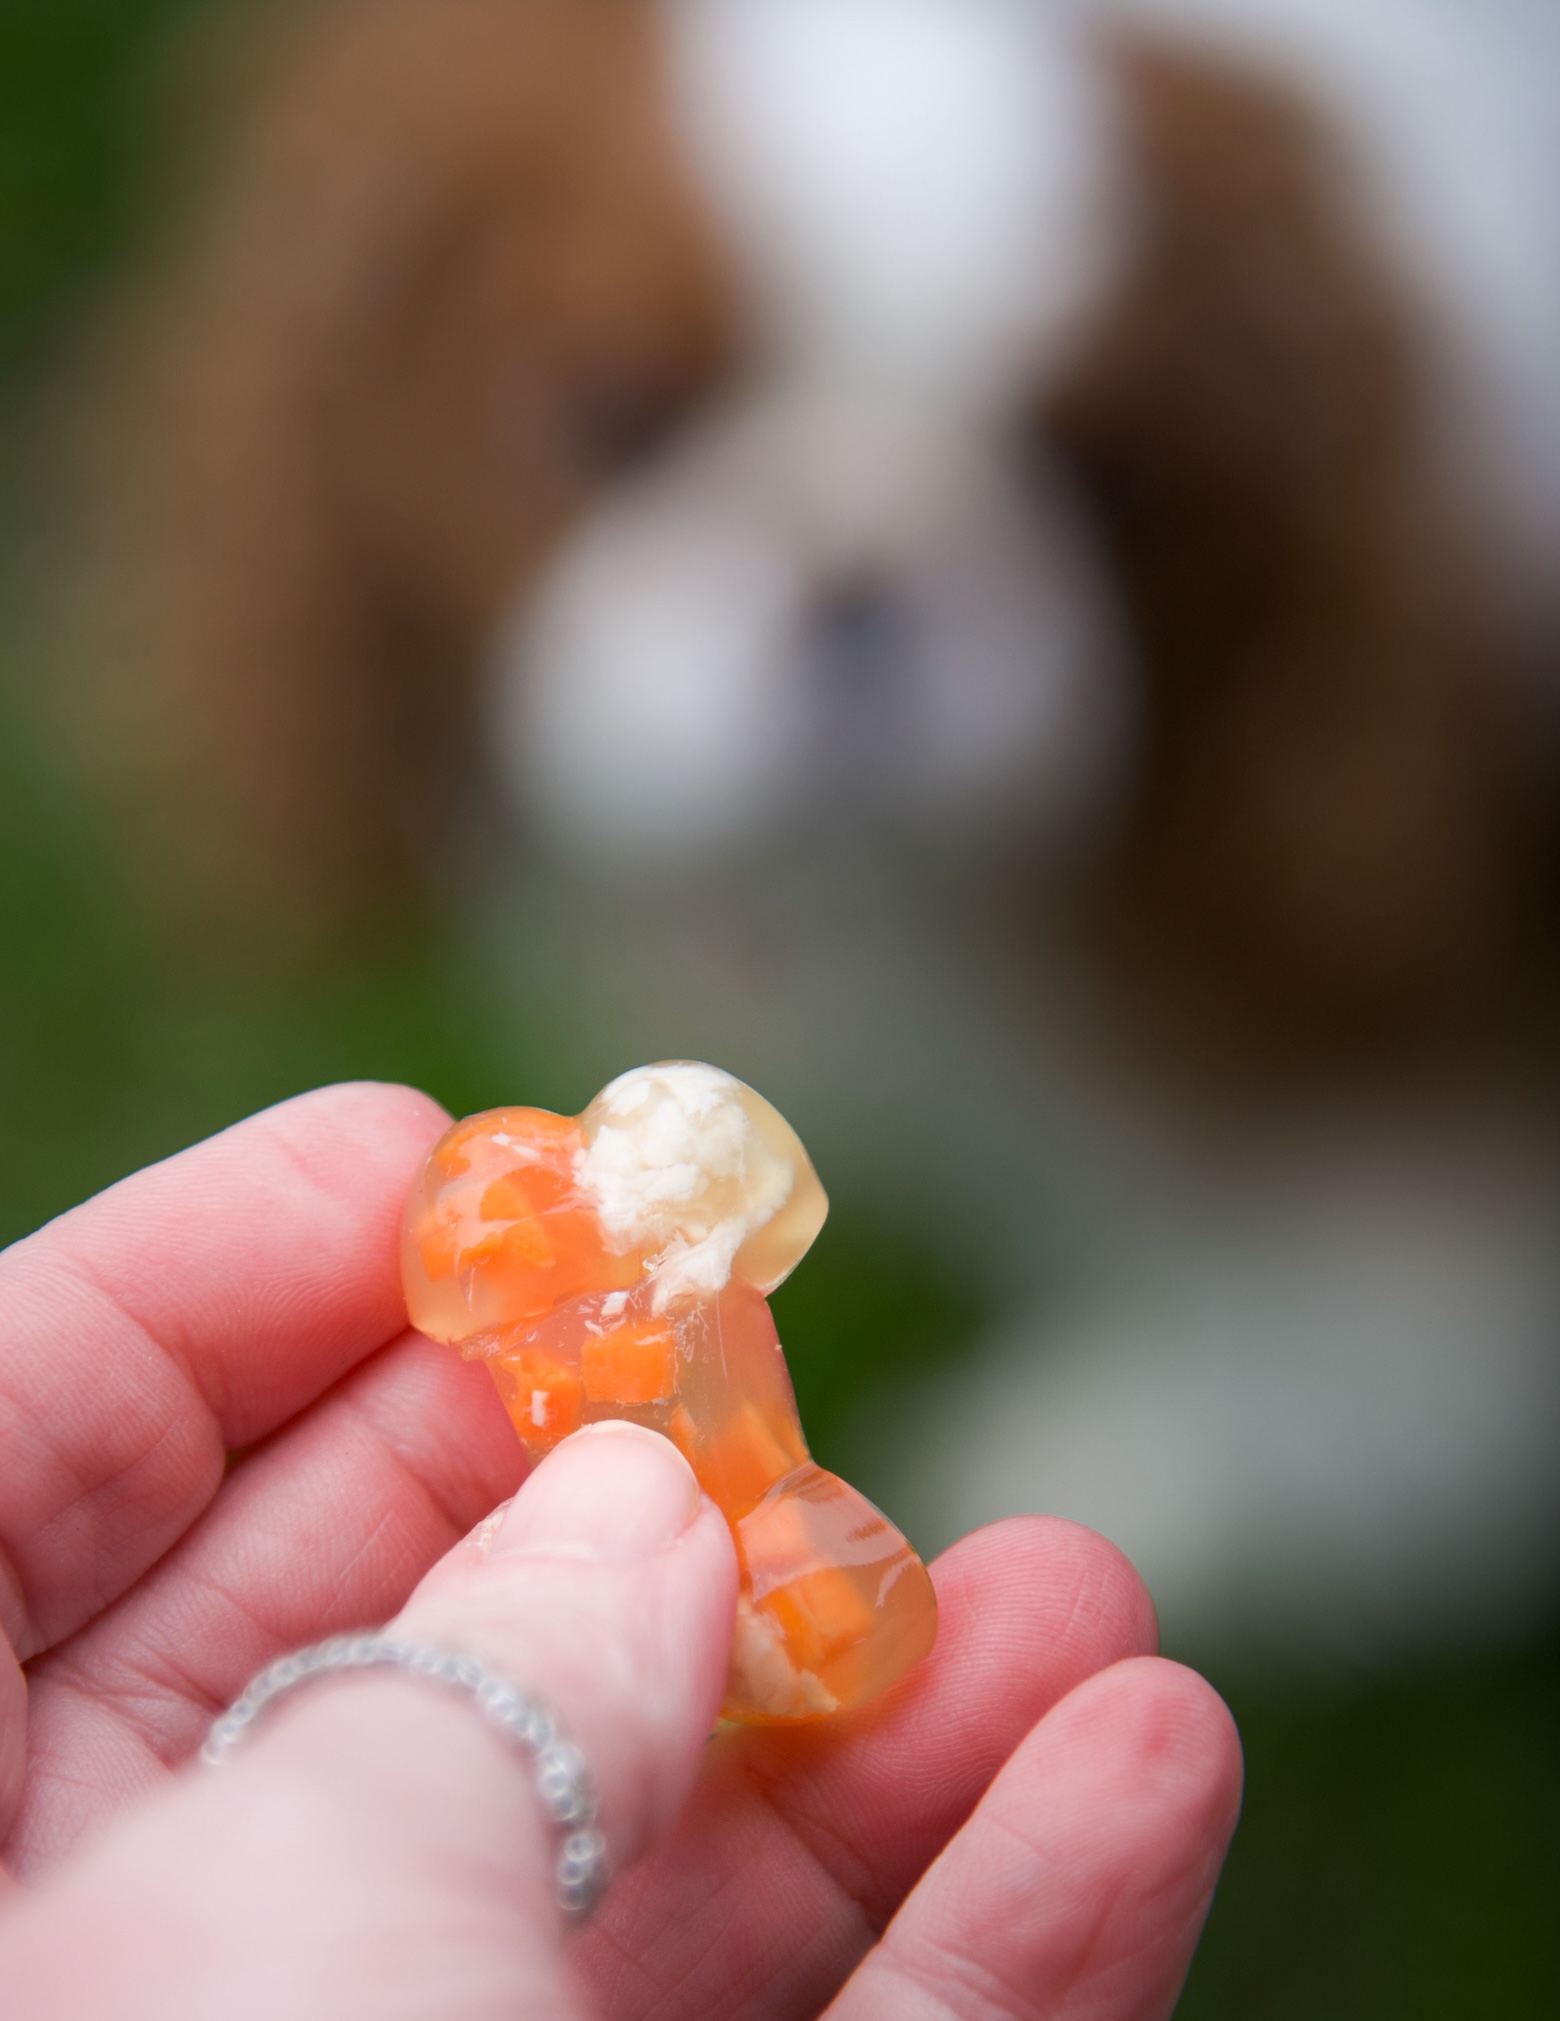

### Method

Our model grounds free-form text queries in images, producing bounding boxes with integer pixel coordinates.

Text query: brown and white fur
[97,0,1560,1060]
[90,0,1560,1656]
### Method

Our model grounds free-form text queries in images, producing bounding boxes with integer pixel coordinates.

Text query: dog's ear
[87,0,737,920]
[1036,36,1538,1079]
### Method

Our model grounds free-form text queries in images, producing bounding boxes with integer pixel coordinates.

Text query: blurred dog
[89,0,1560,1658]
[96,0,1560,1072]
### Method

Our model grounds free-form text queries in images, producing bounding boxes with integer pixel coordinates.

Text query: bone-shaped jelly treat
[401,1062,938,1722]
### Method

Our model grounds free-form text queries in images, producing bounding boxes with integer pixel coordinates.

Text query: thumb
[0,1423,738,2021]
[398,1419,738,1870]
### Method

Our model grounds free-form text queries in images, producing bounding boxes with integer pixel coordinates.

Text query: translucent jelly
[402,1062,938,1722]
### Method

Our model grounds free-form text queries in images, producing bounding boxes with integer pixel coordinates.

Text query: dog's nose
[812,576,903,676]
[805,575,910,811]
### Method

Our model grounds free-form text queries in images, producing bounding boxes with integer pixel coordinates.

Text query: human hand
[0,1084,1241,2018]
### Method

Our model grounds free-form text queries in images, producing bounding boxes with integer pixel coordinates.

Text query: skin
[0,1083,1242,2018]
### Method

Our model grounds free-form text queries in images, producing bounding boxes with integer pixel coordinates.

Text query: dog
[90,0,1560,1656]
[97,0,1560,1064]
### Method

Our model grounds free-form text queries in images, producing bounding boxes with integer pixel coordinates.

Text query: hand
[0,1084,1241,2018]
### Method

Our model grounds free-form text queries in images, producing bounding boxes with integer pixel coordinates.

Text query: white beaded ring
[202,1634,609,1917]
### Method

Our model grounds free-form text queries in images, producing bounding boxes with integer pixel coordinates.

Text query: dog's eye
[563,369,700,477]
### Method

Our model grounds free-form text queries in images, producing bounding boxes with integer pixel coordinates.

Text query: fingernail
[488,1421,702,1564]
[466,1498,515,1556]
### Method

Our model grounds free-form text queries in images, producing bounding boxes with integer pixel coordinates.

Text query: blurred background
[4,0,1560,2009]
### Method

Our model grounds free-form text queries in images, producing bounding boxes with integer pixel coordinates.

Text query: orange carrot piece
[761,1565,880,1674]
[695,1403,807,1519]
[478,1172,542,1222]
[415,1214,459,1280]
[434,1107,581,1180]
[490,1347,584,1445]
[457,1218,556,1273]
[581,1321,678,1404]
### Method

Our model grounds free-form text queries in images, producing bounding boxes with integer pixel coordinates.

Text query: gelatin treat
[402,1062,938,1722]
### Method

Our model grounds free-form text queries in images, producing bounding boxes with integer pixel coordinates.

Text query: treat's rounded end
[579,1062,826,1299]
[401,1105,624,1343]
[400,1067,828,1347]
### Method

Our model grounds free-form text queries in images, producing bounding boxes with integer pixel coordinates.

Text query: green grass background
[2,4,1557,2009]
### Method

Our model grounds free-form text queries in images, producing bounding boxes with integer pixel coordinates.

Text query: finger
[580,1516,1160,2021]
[396,1422,739,1863]
[0,1423,739,2021]
[826,1657,1243,2021]
[0,1081,449,1669]
[8,1328,521,1875]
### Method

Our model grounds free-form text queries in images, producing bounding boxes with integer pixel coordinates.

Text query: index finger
[0,1082,448,1662]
